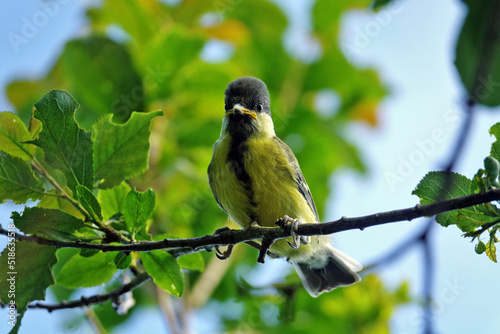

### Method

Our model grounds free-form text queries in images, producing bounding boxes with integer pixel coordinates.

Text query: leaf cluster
[413,123,500,262]
[0,90,193,331]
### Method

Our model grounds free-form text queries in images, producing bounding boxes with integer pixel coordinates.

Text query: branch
[27,272,150,312]
[2,188,500,261]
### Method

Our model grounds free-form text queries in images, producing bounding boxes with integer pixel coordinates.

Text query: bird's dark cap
[224,76,271,114]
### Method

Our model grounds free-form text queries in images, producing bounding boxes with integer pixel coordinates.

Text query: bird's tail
[293,245,362,297]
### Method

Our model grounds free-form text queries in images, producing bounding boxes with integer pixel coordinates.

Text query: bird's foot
[277,215,310,249]
[214,227,233,260]
[215,244,234,260]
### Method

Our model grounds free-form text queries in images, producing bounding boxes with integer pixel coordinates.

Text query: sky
[1,0,500,333]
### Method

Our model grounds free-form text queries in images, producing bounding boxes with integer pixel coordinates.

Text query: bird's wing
[274,137,320,222]
[207,160,228,214]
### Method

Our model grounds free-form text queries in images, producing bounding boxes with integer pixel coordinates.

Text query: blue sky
[1,0,500,333]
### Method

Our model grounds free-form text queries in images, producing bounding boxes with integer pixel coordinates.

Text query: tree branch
[2,188,500,260]
[27,272,150,312]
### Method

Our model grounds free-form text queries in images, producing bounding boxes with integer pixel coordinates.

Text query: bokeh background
[1,0,499,333]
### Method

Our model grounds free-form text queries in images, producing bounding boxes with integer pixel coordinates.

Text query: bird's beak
[226,104,257,119]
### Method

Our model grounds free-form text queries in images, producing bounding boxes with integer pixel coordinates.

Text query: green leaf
[38,190,84,218]
[0,111,36,161]
[0,151,44,204]
[76,185,103,222]
[87,0,161,45]
[484,156,500,178]
[93,110,163,188]
[484,156,500,187]
[0,242,57,314]
[475,240,486,254]
[97,182,132,221]
[490,122,500,162]
[371,0,394,10]
[141,251,184,297]
[31,90,94,196]
[61,36,145,126]
[114,252,132,270]
[11,207,91,239]
[470,168,487,194]
[412,171,498,232]
[177,252,205,272]
[454,0,500,106]
[486,237,497,262]
[56,251,118,288]
[80,249,100,258]
[124,188,156,237]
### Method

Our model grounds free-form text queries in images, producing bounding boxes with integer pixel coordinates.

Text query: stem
[27,272,150,312]
[31,158,90,220]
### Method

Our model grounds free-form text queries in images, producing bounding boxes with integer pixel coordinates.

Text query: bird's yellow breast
[244,136,318,227]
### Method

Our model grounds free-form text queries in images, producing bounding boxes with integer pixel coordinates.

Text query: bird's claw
[279,215,310,249]
[215,245,234,260]
[214,227,233,259]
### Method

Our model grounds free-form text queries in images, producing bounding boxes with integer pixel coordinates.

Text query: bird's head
[222,76,275,138]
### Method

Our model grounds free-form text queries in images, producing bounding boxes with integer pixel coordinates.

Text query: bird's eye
[257,103,263,112]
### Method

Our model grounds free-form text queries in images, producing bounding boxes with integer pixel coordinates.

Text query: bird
[207,76,362,297]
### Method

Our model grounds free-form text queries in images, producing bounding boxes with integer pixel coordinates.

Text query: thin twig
[27,272,150,312]
[31,158,90,220]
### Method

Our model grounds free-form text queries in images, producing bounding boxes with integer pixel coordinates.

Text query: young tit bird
[207,76,362,297]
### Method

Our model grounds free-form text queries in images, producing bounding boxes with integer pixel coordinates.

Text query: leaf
[124,188,156,237]
[475,240,486,254]
[11,207,91,240]
[484,156,500,179]
[470,168,487,194]
[93,111,163,188]
[56,251,118,288]
[0,242,57,315]
[61,36,146,125]
[114,252,132,270]
[97,182,132,221]
[0,151,44,204]
[87,0,163,46]
[80,249,100,258]
[0,111,36,161]
[31,90,94,197]
[141,251,184,297]
[371,0,395,10]
[486,237,497,262]
[490,122,500,162]
[38,191,84,218]
[454,0,500,106]
[76,185,103,222]
[177,252,205,272]
[412,171,498,232]
[484,156,500,187]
